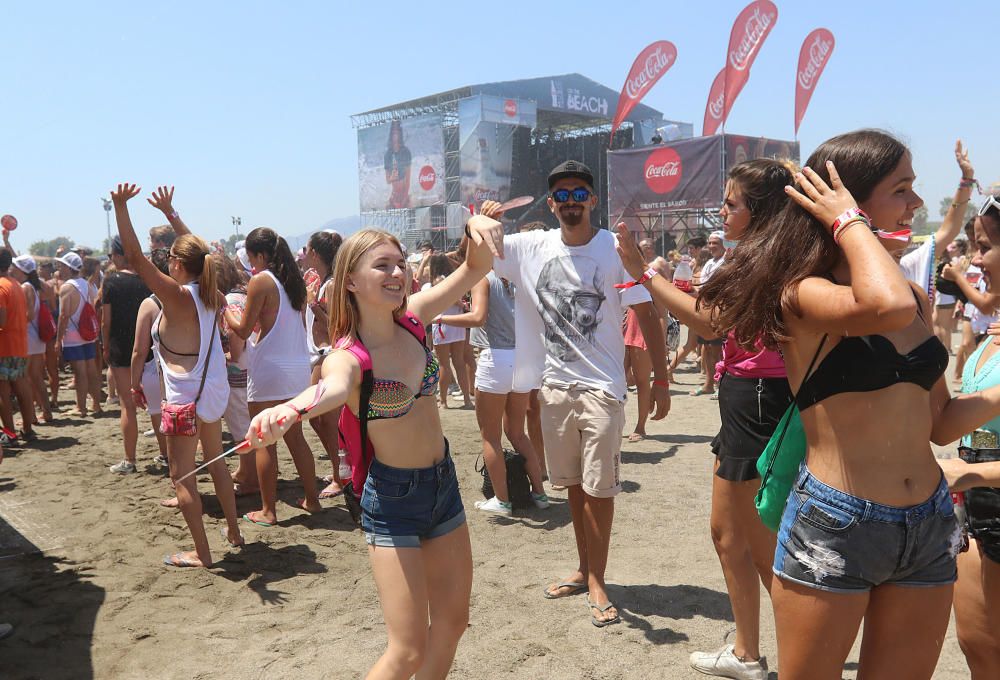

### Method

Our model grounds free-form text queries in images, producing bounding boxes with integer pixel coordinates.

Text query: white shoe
[689,645,767,680]
[143,429,155,438]
[531,492,550,509]
[474,496,512,516]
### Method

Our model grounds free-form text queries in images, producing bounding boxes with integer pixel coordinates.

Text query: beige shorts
[539,384,624,498]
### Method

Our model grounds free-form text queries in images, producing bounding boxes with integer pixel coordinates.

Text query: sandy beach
[0,361,971,679]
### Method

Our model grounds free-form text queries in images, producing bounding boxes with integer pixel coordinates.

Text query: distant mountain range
[285,214,361,252]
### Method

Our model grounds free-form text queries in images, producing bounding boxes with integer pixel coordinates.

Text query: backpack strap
[397,311,426,344]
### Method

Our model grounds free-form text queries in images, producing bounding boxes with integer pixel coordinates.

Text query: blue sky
[2,1,995,248]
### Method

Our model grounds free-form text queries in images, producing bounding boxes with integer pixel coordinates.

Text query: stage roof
[354,72,666,129]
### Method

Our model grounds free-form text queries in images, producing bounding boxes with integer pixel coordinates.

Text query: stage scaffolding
[353,73,692,251]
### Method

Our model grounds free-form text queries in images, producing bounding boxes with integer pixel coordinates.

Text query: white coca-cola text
[728,6,775,72]
[707,87,725,121]
[646,161,680,180]
[797,34,832,91]
[624,46,674,100]
[419,169,435,183]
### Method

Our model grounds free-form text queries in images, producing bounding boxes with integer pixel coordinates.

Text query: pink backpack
[338,312,426,517]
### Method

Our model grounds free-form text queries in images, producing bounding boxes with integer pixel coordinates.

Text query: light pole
[231,216,242,237]
[101,198,112,253]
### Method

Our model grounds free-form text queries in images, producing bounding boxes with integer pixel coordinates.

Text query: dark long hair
[700,129,909,349]
[26,270,42,291]
[246,227,307,311]
[428,254,454,282]
[308,231,343,280]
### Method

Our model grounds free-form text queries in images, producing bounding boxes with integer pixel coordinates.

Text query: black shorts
[711,374,792,482]
[959,446,1000,564]
[697,336,725,347]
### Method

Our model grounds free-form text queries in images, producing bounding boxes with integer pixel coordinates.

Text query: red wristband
[615,267,658,289]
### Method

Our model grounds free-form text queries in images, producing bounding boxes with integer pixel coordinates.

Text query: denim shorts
[773,464,961,593]
[360,441,466,548]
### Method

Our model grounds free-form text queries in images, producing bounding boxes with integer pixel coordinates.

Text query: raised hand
[956,140,974,180]
[784,162,858,232]
[941,263,958,282]
[111,183,141,205]
[480,200,504,219]
[147,185,176,215]
[466,214,504,260]
[614,222,647,280]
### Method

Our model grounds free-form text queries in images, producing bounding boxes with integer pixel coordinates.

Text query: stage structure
[352,73,693,250]
[608,133,799,252]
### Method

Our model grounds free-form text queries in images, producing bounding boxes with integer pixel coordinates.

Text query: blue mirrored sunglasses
[551,187,592,203]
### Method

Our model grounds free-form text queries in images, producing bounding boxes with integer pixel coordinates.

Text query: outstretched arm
[615,223,715,337]
[147,185,192,237]
[436,278,489,328]
[247,349,360,448]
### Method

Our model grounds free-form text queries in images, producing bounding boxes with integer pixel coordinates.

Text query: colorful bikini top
[367,339,441,420]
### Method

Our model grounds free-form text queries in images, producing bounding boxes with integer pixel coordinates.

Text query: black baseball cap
[548,160,594,189]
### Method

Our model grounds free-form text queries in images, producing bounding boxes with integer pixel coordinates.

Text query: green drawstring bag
[754,335,827,532]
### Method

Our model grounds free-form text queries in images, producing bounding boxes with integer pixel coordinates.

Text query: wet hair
[245,227,307,311]
[150,248,170,276]
[329,229,407,347]
[149,225,176,248]
[172,234,217,309]
[308,231,343,279]
[700,128,910,349]
[428,253,455,281]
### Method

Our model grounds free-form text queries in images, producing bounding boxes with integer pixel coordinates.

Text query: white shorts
[224,384,251,442]
[431,323,465,346]
[141,359,162,416]
[474,348,521,395]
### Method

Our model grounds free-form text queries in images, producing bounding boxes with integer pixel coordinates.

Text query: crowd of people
[2,133,1000,679]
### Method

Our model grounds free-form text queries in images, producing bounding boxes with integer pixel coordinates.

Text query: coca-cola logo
[418,165,436,191]
[473,188,500,202]
[644,147,682,194]
[624,46,674,100]
[707,86,725,121]
[729,6,776,72]
[504,99,517,117]
[797,34,832,91]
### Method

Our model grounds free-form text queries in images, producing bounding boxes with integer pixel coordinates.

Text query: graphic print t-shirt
[493,228,651,401]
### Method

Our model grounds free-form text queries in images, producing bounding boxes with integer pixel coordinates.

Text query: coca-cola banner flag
[794,29,835,136]
[358,113,446,211]
[703,67,726,136]
[609,41,678,147]
[608,135,725,218]
[723,0,778,126]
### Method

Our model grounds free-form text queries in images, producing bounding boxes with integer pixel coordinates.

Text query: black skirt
[711,374,792,482]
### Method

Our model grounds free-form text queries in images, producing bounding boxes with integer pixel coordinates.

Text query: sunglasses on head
[551,187,592,203]
[980,194,1000,217]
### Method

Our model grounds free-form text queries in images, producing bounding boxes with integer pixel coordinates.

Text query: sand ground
[0,360,972,679]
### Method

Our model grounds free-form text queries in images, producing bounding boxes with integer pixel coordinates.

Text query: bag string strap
[193,317,216,406]
[759,334,827,485]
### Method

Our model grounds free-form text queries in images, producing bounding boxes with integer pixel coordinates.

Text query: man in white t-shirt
[470,160,670,627]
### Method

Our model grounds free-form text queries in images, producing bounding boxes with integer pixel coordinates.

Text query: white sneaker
[689,645,767,680]
[531,492,550,509]
[109,460,137,475]
[474,496,512,516]
[143,429,155,438]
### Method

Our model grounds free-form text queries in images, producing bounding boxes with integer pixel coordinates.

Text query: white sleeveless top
[25,285,45,356]
[62,278,92,347]
[246,270,310,402]
[305,278,332,367]
[152,283,229,422]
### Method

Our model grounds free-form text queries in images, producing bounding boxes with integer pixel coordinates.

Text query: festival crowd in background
[3,133,1000,679]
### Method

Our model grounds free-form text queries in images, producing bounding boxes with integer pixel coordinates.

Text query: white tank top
[246,270,310,402]
[305,278,332,366]
[152,283,229,422]
[62,277,91,347]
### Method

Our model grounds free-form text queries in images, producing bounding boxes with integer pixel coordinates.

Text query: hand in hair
[784,162,858,232]
[111,183,142,205]
[955,140,974,179]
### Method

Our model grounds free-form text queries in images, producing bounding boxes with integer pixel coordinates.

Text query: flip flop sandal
[586,598,621,627]
[543,581,588,599]
[242,512,275,527]
[318,482,344,499]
